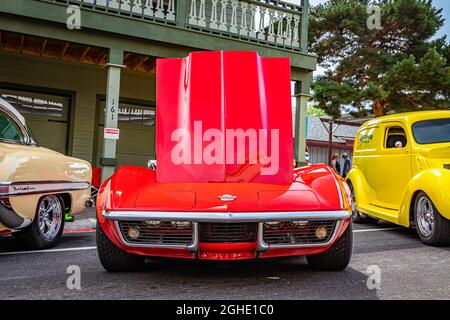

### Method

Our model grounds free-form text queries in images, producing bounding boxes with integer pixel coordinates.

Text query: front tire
[307,221,353,271]
[96,222,146,272]
[22,194,65,249]
[414,192,450,246]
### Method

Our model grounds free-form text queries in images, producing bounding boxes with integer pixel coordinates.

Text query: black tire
[349,183,377,224]
[414,192,450,246]
[96,222,146,272]
[21,195,65,249]
[307,222,353,271]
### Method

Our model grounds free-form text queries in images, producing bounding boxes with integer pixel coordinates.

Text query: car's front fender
[399,169,450,226]
[346,167,377,213]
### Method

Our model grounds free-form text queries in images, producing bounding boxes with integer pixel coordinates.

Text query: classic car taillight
[0,198,11,209]
[0,185,9,197]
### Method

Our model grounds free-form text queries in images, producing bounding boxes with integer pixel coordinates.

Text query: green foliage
[307,105,328,116]
[309,0,450,117]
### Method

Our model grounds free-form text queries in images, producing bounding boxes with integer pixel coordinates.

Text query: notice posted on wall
[104,128,120,140]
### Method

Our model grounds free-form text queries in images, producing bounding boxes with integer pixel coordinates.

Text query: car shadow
[94,256,381,300]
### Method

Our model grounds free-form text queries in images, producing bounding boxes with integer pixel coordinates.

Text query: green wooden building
[0,0,316,180]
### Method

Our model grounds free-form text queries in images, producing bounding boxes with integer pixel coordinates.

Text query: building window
[0,89,67,119]
[99,100,155,126]
[0,111,23,142]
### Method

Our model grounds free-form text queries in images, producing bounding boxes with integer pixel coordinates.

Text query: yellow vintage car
[0,98,92,249]
[347,111,450,246]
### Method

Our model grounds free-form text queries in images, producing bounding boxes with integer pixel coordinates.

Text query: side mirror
[147,160,157,170]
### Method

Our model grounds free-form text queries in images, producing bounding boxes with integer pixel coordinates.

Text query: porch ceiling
[0,31,157,73]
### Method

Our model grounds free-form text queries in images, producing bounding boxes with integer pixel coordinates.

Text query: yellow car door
[353,125,380,202]
[375,122,412,210]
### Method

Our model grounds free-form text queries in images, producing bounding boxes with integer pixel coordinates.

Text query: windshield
[412,118,450,144]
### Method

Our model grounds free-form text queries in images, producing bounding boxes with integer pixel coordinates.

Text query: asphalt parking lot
[1,210,449,300]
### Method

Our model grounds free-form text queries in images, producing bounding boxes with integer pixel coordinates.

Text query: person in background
[342,153,351,178]
[331,153,341,175]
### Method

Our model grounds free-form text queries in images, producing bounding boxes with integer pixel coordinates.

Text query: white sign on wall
[104,128,120,140]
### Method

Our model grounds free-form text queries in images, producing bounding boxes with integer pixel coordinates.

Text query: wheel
[96,222,145,272]
[21,194,65,249]
[414,192,450,246]
[307,221,353,271]
[349,183,377,224]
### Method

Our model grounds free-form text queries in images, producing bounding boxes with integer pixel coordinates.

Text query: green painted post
[300,0,310,53]
[101,48,124,182]
[176,0,187,28]
[294,81,310,167]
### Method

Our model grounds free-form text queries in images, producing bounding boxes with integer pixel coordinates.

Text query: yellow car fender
[346,168,377,214]
[399,169,450,226]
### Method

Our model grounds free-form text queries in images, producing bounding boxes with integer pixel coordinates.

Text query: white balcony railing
[67,0,177,21]
[37,0,306,51]
[186,0,302,49]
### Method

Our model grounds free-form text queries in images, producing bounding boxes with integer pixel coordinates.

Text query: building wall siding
[0,51,155,163]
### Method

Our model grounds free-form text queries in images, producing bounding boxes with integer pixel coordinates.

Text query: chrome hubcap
[416,196,435,238]
[37,195,63,241]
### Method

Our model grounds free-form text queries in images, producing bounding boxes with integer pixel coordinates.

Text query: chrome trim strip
[187,222,199,253]
[0,181,91,197]
[109,211,350,252]
[257,222,269,252]
[103,210,351,223]
[114,221,199,251]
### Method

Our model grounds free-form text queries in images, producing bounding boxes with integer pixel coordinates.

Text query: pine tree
[309,0,450,117]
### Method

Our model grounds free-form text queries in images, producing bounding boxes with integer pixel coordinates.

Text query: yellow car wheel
[414,192,450,246]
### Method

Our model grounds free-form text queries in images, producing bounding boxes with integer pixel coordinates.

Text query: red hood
[156,51,293,184]
[104,165,344,212]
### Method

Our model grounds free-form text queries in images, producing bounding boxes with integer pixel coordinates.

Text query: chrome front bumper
[103,210,351,253]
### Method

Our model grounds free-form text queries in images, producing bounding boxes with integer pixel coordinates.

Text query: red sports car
[96,51,353,272]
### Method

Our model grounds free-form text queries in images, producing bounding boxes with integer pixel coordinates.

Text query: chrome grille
[118,221,193,245]
[200,223,257,243]
[263,221,336,245]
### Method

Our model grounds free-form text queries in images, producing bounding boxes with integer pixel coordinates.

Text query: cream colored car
[0,98,92,249]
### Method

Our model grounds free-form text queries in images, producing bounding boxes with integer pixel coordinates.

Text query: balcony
[38,0,307,52]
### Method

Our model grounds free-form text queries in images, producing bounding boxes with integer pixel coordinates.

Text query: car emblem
[218,194,237,202]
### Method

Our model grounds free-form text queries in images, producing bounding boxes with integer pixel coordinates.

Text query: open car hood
[156,51,293,184]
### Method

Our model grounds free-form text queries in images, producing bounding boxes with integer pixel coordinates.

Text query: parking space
[1,219,449,300]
